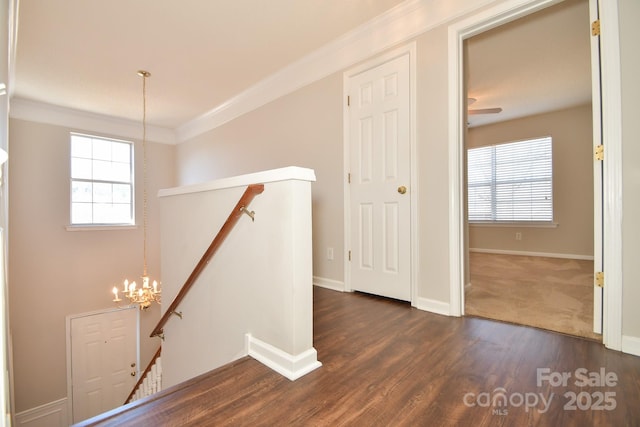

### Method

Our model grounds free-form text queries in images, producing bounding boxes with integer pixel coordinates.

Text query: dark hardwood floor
[78,287,640,426]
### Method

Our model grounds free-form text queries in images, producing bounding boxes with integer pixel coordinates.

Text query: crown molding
[176,0,495,142]
[9,97,177,144]
[10,0,495,145]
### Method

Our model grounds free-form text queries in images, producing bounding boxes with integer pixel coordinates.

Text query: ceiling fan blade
[468,107,502,115]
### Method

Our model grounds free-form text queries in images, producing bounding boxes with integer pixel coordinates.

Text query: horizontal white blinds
[467,137,553,222]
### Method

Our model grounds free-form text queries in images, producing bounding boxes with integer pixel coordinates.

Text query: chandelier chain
[111,70,161,310]
[141,71,149,277]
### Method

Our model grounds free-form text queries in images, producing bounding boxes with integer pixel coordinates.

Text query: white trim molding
[313,277,345,292]
[158,166,316,198]
[8,0,20,99]
[10,97,177,144]
[177,0,495,142]
[622,336,640,358]
[469,248,595,261]
[14,398,68,427]
[598,0,623,352]
[448,0,624,351]
[245,334,322,381]
[416,298,450,317]
[10,0,499,145]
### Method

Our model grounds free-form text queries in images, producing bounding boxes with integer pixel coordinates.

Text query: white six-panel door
[348,53,411,301]
[70,307,138,423]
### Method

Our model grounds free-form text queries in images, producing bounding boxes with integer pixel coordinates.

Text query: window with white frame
[467,136,553,223]
[70,133,134,225]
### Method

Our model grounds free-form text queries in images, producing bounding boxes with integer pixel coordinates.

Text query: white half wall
[159,167,320,387]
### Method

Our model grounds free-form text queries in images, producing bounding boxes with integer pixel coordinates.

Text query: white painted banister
[126,350,162,404]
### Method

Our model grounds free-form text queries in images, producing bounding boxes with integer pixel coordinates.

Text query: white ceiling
[13,0,406,129]
[466,0,592,127]
[12,0,592,135]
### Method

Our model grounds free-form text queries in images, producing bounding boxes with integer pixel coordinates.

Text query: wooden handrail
[125,346,162,404]
[150,183,265,338]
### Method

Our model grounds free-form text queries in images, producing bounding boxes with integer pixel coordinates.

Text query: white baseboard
[416,297,451,316]
[15,398,68,427]
[245,334,322,381]
[313,276,345,292]
[622,335,640,357]
[469,248,594,261]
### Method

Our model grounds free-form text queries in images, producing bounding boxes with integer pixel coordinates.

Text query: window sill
[66,224,138,232]
[469,222,558,229]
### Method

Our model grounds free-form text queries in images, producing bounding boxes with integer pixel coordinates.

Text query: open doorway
[461,0,600,340]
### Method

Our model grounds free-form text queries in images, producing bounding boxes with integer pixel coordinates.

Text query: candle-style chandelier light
[112,70,161,309]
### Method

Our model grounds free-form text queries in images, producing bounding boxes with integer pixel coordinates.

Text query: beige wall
[174,2,637,320]
[8,118,175,412]
[620,0,640,339]
[176,26,456,304]
[176,73,345,283]
[415,25,454,303]
[466,105,594,257]
[6,0,640,414]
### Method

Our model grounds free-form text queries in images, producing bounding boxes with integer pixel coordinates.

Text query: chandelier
[113,277,160,310]
[112,70,161,309]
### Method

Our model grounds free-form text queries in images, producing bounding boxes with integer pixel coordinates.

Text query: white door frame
[447,0,623,350]
[589,0,603,334]
[343,42,419,307]
[65,306,140,421]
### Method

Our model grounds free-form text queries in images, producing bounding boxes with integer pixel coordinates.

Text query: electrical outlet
[327,247,334,260]
[515,232,522,241]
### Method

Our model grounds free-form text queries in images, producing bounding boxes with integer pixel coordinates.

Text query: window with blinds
[467,136,553,222]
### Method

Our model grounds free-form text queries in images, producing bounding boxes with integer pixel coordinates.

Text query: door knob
[130,372,136,377]
[397,186,407,194]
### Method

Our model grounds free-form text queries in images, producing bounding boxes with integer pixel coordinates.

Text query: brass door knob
[397,186,407,194]
[130,372,136,377]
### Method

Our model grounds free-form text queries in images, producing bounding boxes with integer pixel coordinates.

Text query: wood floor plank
[77,287,640,426]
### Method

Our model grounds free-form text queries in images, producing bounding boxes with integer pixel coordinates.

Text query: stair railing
[125,346,162,404]
[150,183,265,339]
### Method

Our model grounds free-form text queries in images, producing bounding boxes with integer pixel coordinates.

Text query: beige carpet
[465,252,601,341]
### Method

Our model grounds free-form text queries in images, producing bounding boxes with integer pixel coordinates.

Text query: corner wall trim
[245,334,322,381]
[416,297,451,317]
[313,277,345,292]
[14,398,68,427]
[622,336,640,358]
